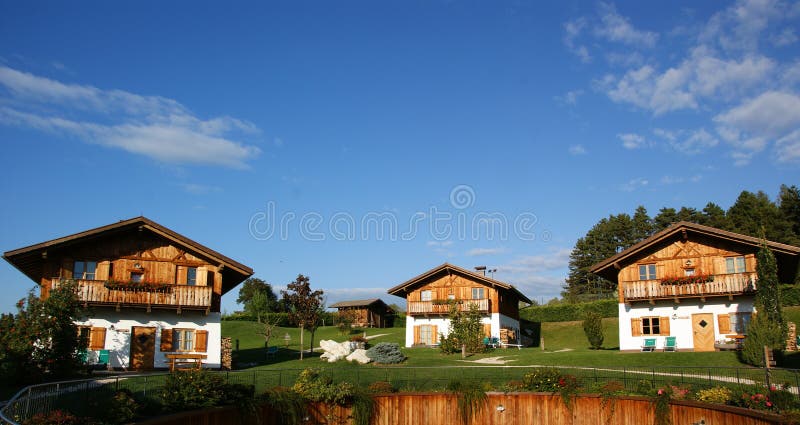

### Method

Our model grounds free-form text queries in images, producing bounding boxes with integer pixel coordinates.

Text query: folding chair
[641,338,657,352]
[663,336,677,352]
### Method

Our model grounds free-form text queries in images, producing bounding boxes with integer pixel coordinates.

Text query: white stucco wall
[76,309,221,369]
[404,313,521,347]
[618,296,755,351]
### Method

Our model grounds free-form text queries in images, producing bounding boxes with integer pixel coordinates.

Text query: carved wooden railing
[407,298,490,315]
[621,272,757,302]
[51,279,212,309]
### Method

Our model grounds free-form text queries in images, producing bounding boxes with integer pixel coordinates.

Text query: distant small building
[329,299,394,328]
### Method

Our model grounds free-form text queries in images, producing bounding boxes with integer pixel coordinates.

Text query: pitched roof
[3,216,253,294]
[329,299,388,309]
[387,263,532,304]
[589,221,800,282]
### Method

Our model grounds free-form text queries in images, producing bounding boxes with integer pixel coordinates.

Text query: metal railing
[3,365,798,424]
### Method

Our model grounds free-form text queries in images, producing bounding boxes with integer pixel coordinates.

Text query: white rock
[319,339,353,362]
[346,349,372,364]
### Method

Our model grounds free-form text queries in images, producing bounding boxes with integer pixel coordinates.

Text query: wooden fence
[138,392,787,425]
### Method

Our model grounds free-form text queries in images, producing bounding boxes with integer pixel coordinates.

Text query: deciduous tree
[281,275,324,360]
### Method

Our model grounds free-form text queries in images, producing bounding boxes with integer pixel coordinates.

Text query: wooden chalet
[590,221,800,352]
[388,263,531,347]
[3,216,253,369]
[329,299,394,328]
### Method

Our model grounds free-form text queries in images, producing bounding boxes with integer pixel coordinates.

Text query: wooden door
[692,313,715,352]
[130,326,156,370]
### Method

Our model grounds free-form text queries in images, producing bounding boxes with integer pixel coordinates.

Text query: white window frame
[73,260,97,280]
[420,290,432,302]
[725,256,746,274]
[472,287,485,299]
[638,264,657,280]
[175,329,195,351]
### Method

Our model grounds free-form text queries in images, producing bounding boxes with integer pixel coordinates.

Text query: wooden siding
[140,393,784,425]
[621,272,757,302]
[336,306,390,328]
[407,298,490,314]
[52,279,212,310]
[405,273,504,316]
[617,233,761,303]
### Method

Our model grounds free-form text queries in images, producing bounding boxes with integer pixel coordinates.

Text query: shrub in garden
[291,368,355,405]
[365,342,405,364]
[261,387,307,425]
[522,368,563,392]
[23,410,80,425]
[161,369,226,411]
[696,386,733,405]
[582,310,604,349]
[367,381,397,393]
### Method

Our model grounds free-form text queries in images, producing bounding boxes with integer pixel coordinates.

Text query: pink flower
[766,402,772,407]
[658,389,663,395]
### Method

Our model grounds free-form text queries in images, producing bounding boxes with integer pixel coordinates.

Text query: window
[642,317,661,335]
[418,325,435,345]
[638,264,657,280]
[73,261,97,280]
[726,256,746,274]
[730,313,752,334]
[472,287,485,299]
[130,272,143,283]
[420,290,432,302]
[187,267,197,286]
[175,329,195,351]
[684,268,695,276]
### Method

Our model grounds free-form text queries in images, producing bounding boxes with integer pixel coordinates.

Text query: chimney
[474,266,487,276]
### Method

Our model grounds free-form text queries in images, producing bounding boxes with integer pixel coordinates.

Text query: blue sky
[1,0,798,314]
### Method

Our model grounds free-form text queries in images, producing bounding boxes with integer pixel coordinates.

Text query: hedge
[781,284,800,306]
[519,299,618,322]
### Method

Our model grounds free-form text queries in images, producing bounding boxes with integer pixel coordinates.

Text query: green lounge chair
[663,336,677,352]
[641,338,656,352]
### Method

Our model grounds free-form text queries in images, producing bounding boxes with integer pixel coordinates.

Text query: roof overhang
[3,216,254,295]
[387,263,532,304]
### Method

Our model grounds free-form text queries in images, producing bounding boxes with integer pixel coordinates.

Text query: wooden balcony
[620,272,757,304]
[407,298,490,315]
[51,279,213,312]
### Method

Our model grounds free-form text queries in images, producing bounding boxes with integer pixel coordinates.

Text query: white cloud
[563,18,592,63]
[466,247,507,257]
[617,133,649,149]
[556,89,584,106]
[594,3,659,47]
[714,91,800,137]
[619,177,649,192]
[495,249,572,301]
[0,66,261,168]
[775,129,800,163]
[568,144,587,155]
[701,0,785,53]
[771,28,798,46]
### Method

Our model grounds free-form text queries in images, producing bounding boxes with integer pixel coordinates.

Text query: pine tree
[740,239,786,366]
[653,207,678,231]
[700,202,728,229]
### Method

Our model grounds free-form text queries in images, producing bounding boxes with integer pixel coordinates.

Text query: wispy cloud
[0,66,261,168]
[496,249,571,301]
[466,247,507,257]
[594,3,659,48]
[568,144,587,155]
[555,89,584,106]
[576,0,798,165]
[617,133,649,149]
[619,177,649,192]
[563,18,592,63]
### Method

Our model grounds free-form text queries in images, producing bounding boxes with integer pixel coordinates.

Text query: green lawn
[222,316,747,370]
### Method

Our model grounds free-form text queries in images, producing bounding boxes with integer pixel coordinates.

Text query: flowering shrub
[23,410,80,425]
[522,368,563,392]
[696,386,733,404]
[292,368,355,405]
[367,381,397,393]
[730,385,799,413]
[659,274,714,286]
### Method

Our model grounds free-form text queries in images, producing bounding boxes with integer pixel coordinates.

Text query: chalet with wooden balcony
[388,263,531,347]
[3,217,253,370]
[590,222,800,352]
[329,299,395,328]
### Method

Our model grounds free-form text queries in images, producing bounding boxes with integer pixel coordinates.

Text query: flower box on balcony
[104,280,173,293]
[659,274,714,286]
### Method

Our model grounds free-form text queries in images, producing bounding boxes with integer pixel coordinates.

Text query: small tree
[0,281,87,386]
[582,310,604,349]
[281,275,324,360]
[741,239,786,366]
[237,278,280,318]
[258,312,284,354]
[439,304,485,354]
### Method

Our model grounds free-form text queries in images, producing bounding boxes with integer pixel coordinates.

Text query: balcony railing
[51,279,213,310]
[620,272,757,303]
[407,298,490,315]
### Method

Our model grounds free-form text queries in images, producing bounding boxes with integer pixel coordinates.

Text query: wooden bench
[165,353,207,371]
[500,342,523,350]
